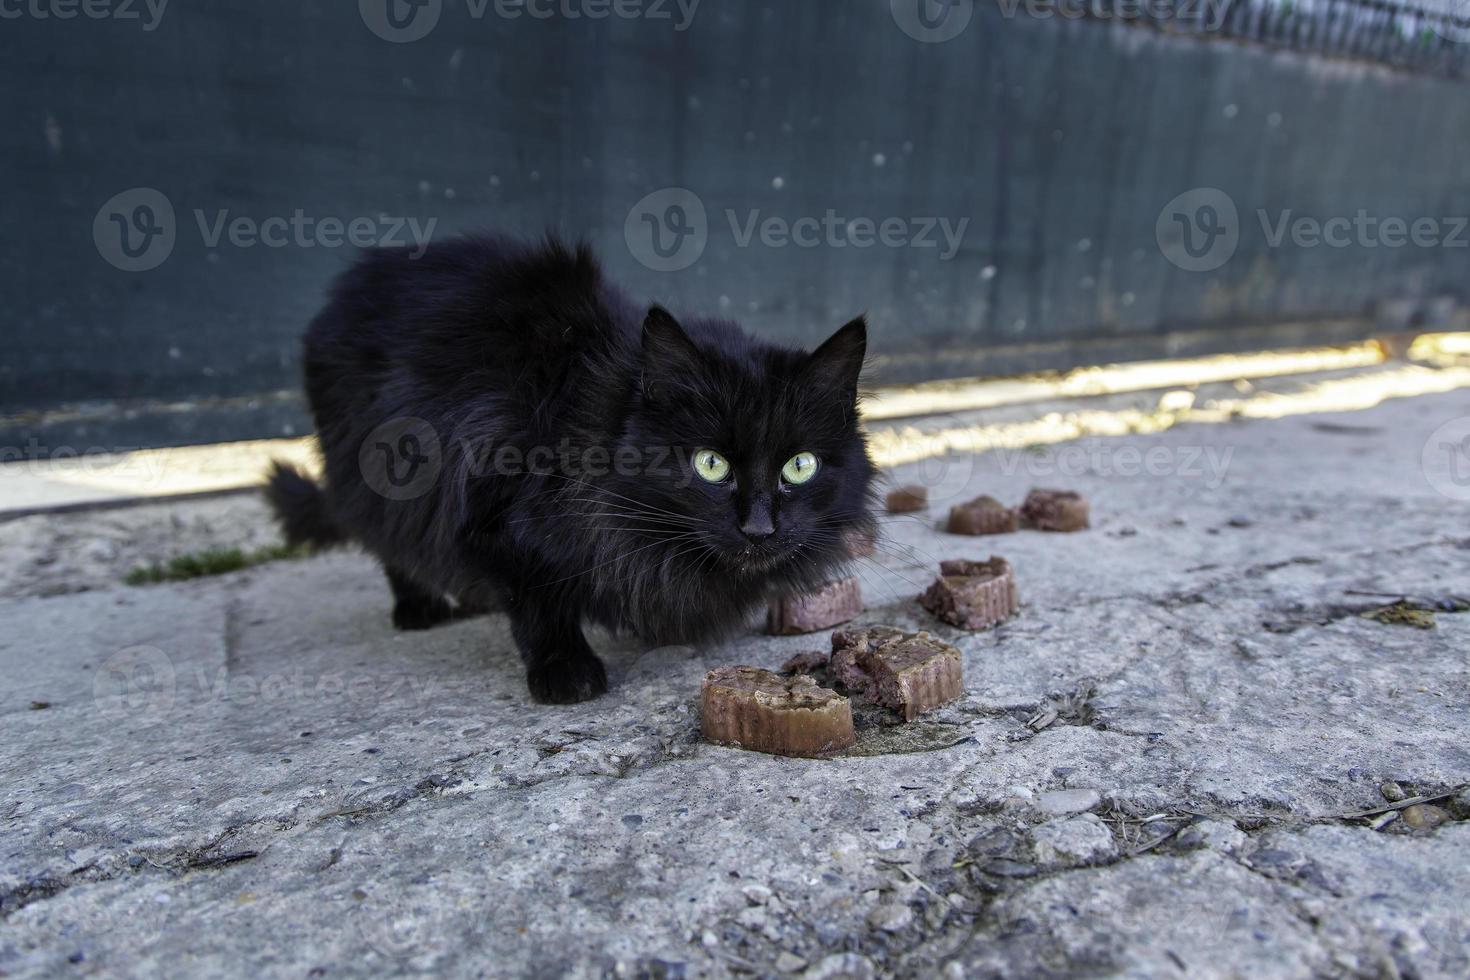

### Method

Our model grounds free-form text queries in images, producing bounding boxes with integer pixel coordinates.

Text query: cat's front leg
[506,586,608,704]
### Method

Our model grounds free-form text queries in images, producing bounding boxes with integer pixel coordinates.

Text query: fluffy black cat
[268,233,877,704]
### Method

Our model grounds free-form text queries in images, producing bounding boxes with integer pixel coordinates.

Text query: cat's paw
[527,656,609,704]
[392,596,456,631]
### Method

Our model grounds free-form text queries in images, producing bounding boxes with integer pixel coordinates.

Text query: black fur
[265,460,344,549]
[268,233,877,704]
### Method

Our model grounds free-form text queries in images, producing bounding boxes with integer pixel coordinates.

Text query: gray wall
[4,0,1469,450]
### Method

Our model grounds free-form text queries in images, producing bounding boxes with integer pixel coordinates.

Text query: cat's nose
[740,512,775,542]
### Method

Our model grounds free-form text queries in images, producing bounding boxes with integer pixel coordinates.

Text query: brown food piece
[829,626,963,720]
[700,666,856,757]
[885,485,929,513]
[829,625,906,693]
[1019,488,1090,532]
[767,576,864,635]
[946,495,1019,535]
[919,557,1018,630]
[779,649,831,675]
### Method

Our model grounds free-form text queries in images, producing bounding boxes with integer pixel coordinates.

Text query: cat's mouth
[723,542,797,575]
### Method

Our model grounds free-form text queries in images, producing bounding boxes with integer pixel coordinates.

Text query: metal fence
[3,0,1468,451]
[1064,0,1470,75]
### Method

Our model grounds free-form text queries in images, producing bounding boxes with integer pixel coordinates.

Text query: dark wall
[4,0,1468,450]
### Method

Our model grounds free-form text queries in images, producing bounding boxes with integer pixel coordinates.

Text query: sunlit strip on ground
[861,342,1390,422]
[1411,332,1470,361]
[5,338,1470,508]
[867,364,1470,469]
[0,437,320,511]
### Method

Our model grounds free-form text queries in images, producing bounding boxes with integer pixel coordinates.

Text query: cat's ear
[641,305,701,401]
[804,316,867,395]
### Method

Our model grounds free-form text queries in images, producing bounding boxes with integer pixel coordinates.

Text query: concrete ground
[2,379,1469,979]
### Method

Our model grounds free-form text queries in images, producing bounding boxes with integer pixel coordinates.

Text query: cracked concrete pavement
[2,384,1469,978]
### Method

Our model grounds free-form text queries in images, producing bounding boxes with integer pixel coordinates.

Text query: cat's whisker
[503,481,700,527]
[558,505,702,528]
[532,531,703,590]
[846,556,922,606]
[507,511,694,529]
[530,473,697,521]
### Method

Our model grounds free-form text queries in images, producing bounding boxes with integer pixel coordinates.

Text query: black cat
[268,234,877,703]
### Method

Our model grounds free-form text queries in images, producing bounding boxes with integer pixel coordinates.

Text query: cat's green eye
[693,449,731,483]
[781,452,819,485]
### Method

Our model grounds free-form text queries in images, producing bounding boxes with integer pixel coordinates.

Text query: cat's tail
[264,461,345,549]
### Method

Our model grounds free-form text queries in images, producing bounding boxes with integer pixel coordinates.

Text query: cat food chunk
[779,649,831,676]
[919,557,1018,630]
[885,485,929,513]
[700,666,856,757]
[767,577,864,634]
[1019,488,1090,532]
[829,626,963,720]
[946,495,1019,535]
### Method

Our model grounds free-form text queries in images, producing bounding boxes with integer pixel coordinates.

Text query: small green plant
[125,543,311,586]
